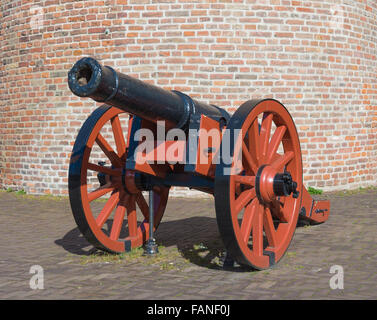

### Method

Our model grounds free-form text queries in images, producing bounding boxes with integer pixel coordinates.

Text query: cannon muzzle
[68,57,226,128]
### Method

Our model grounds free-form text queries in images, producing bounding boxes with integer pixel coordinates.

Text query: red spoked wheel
[215,99,303,269]
[68,105,169,253]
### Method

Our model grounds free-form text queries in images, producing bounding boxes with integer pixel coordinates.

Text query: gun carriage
[67,57,330,269]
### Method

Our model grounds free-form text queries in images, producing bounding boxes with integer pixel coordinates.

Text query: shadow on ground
[56,216,260,272]
[55,215,311,272]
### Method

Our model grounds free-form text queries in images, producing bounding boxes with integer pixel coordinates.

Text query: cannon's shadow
[55,216,254,272]
[55,216,310,272]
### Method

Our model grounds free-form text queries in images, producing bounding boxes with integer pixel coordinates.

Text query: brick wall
[0,0,376,196]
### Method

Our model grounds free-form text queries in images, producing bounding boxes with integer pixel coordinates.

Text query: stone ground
[0,188,376,300]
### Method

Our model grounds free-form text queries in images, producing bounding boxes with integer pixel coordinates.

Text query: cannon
[67,57,330,270]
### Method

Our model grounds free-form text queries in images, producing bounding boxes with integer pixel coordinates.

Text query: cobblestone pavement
[0,189,376,300]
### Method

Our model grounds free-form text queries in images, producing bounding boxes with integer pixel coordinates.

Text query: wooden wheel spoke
[234,175,255,186]
[234,188,256,215]
[266,126,286,164]
[111,116,127,160]
[95,134,123,168]
[259,113,273,162]
[252,203,264,256]
[88,183,114,202]
[248,119,261,167]
[240,199,258,243]
[109,194,129,240]
[271,153,281,165]
[242,142,258,174]
[269,199,289,223]
[136,193,149,219]
[126,195,138,238]
[271,151,294,171]
[96,192,120,228]
[87,163,122,176]
[263,206,277,247]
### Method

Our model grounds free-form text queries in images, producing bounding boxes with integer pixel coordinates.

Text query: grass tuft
[336,186,377,196]
[80,252,126,265]
[308,186,323,195]
[79,245,186,270]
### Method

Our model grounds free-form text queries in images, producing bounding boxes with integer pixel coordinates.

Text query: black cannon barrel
[68,57,226,128]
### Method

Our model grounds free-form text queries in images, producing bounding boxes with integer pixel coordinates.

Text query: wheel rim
[69,105,169,253]
[215,99,303,269]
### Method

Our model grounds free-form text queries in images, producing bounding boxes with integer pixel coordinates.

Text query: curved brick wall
[0,0,376,195]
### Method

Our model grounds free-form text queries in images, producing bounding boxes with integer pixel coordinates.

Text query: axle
[68,57,227,129]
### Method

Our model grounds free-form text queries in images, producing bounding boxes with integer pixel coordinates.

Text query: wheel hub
[255,165,299,203]
[96,161,140,194]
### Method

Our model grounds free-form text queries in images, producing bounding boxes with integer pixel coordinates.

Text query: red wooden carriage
[67,57,330,270]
